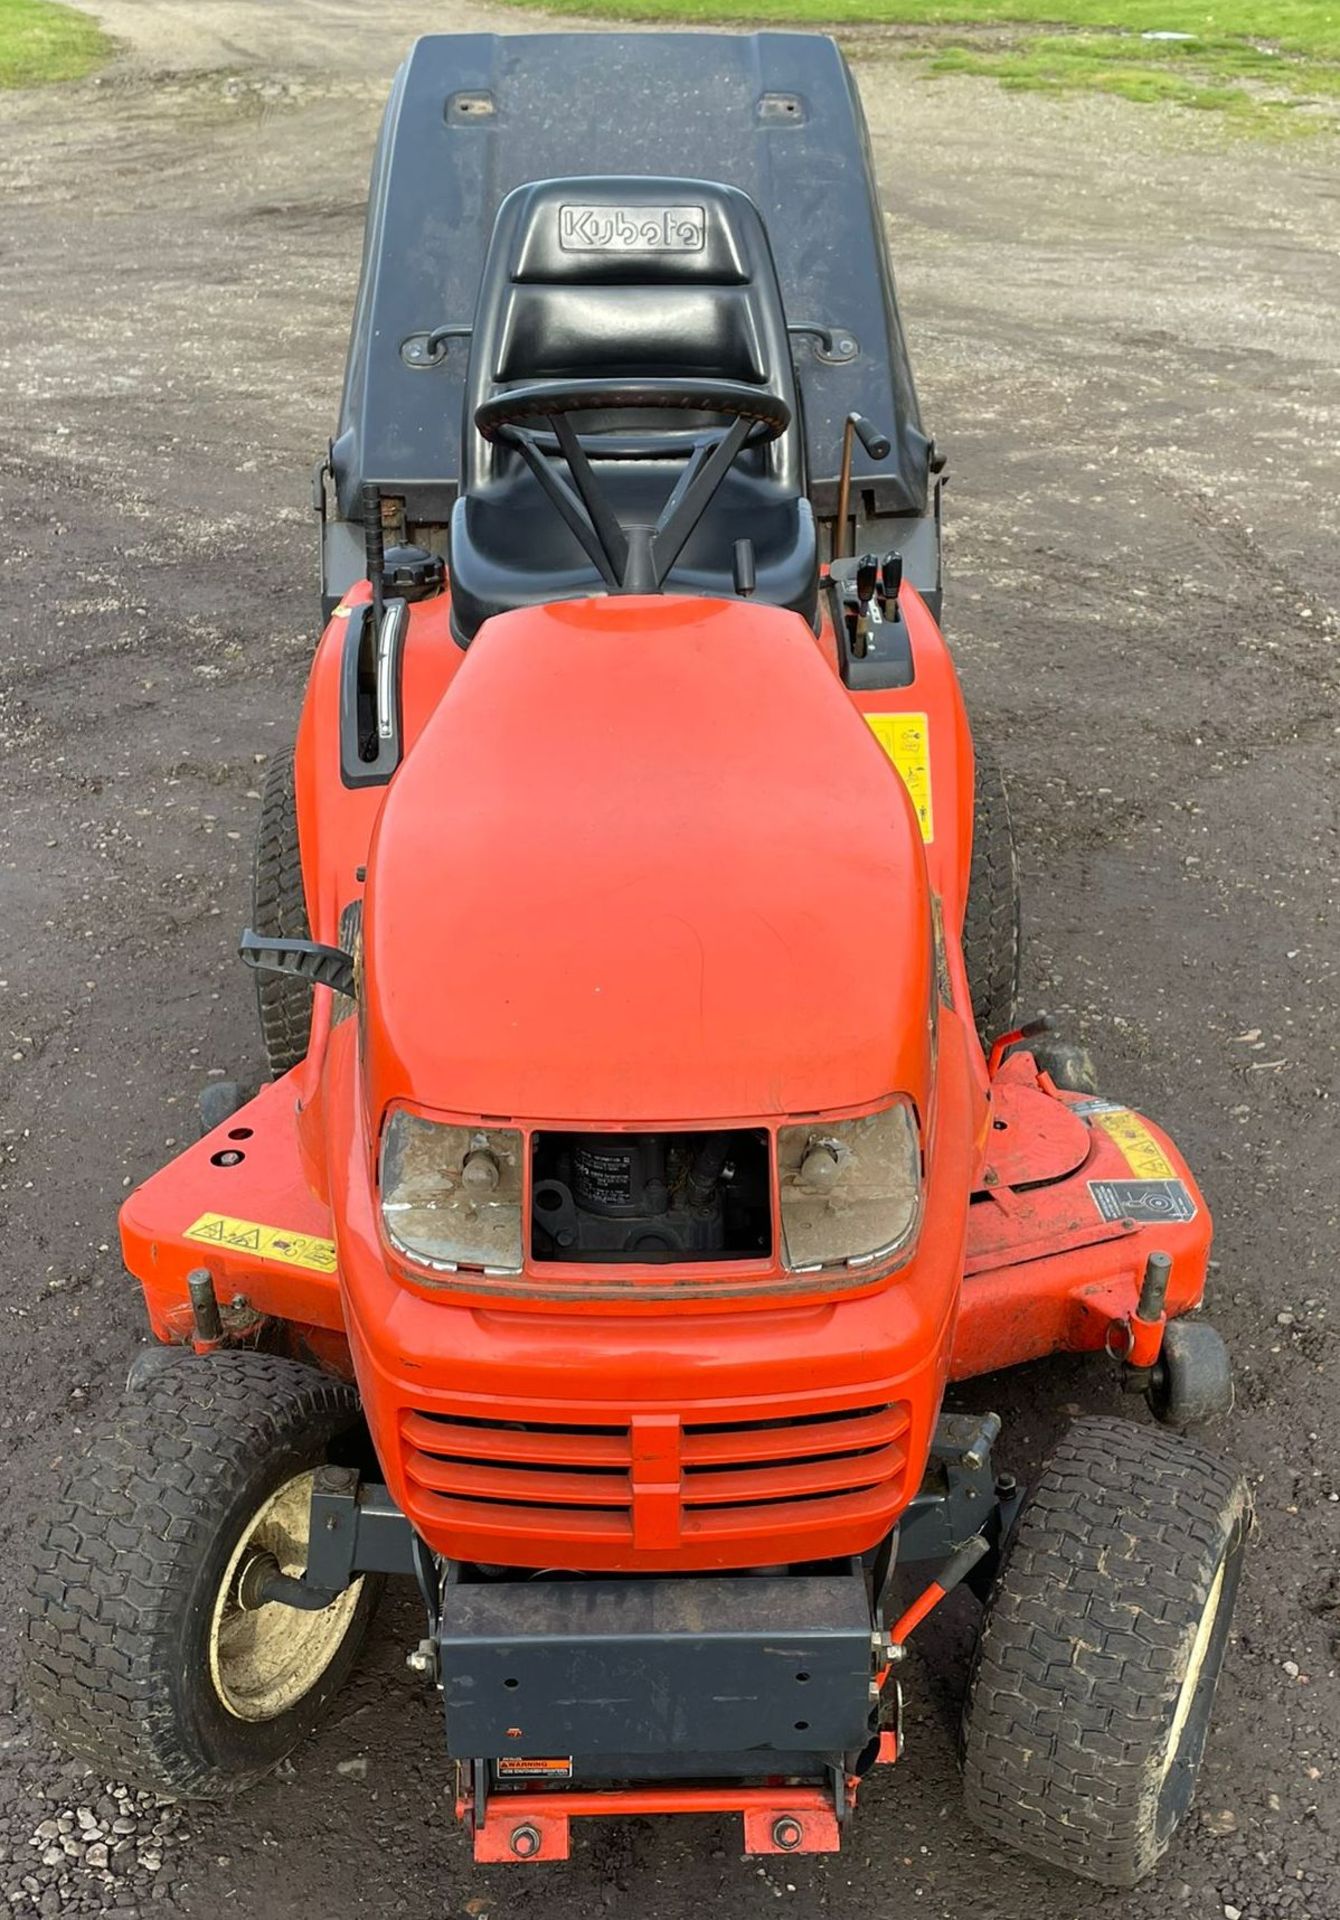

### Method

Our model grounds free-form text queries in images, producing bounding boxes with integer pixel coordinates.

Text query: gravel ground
[0,5,1337,1918]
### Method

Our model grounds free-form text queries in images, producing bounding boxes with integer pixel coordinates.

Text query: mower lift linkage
[987,1010,1055,1079]
[882,1533,991,1664]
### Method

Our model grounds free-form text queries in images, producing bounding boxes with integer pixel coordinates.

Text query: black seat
[449,176,817,641]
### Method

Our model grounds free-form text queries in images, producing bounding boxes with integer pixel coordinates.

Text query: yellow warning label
[865,712,934,842]
[184,1213,337,1275]
[1091,1110,1174,1181]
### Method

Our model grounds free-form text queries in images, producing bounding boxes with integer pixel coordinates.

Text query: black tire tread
[961,1415,1249,1887]
[963,741,1021,1047]
[24,1353,366,1798]
[252,747,311,1077]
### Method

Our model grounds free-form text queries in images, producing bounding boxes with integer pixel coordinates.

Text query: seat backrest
[462,175,804,498]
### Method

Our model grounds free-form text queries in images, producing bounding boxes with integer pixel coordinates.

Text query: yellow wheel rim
[208,1470,364,1722]
[1160,1554,1228,1786]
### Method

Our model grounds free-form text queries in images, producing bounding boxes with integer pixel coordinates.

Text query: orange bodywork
[120,578,1212,1575]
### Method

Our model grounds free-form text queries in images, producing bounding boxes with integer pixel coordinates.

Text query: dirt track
[1,4,1338,1917]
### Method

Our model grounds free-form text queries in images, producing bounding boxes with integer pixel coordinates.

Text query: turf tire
[960,1415,1249,1887]
[25,1353,380,1798]
[963,741,1021,1048]
[252,746,311,1077]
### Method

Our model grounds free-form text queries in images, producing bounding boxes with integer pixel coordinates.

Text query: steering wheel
[474,376,791,445]
[473,376,791,596]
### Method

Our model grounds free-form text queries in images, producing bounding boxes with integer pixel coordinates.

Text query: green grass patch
[501,0,1340,132]
[919,28,1340,132]
[504,0,1338,54]
[0,0,111,89]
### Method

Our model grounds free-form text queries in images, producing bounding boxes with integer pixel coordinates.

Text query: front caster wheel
[25,1353,381,1797]
[1029,1035,1098,1095]
[1148,1318,1234,1430]
[961,1415,1249,1887]
[197,1078,250,1139]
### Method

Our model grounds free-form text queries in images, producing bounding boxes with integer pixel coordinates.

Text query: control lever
[851,553,882,659]
[835,412,893,560]
[362,481,386,633]
[347,480,406,784]
[732,538,756,599]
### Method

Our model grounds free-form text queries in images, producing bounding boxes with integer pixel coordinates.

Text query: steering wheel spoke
[476,377,790,596]
[549,414,630,582]
[498,426,623,591]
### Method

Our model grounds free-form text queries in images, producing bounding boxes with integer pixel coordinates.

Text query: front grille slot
[402,1411,634,1535]
[401,1412,630,1470]
[682,1403,907,1512]
[399,1400,910,1552]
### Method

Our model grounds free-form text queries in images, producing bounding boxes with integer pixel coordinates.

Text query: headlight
[777,1101,921,1272]
[379,1110,523,1273]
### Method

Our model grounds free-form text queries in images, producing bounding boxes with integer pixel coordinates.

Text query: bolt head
[510,1824,542,1858]
[797,1138,845,1193]
[316,1463,357,1492]
[772,1817,803,1850]
[462,1149,501,1192]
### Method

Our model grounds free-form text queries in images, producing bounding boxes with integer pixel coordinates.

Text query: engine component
[531,1130,769,1262]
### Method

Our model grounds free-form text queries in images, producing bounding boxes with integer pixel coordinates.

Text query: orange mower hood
[360,595,934,1127]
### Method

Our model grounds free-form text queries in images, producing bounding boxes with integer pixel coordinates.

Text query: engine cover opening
[530,1129,771,1263]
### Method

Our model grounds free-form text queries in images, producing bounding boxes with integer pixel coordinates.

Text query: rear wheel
[963,741,1021,1047]
[961,1415,1249,1887]
[25,1353,380,1797]
[252,747,311,1077]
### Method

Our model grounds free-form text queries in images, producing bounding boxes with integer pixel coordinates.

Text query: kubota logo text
[559,204,706,253]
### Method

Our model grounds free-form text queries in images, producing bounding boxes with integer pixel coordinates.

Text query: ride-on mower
[27,31,1247,1887]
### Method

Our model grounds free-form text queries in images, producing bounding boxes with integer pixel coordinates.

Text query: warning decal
[496,1757,574,1779]
[1090,1109,1175,1181]
[1089,1179,1197,1226]
[865,712,934,842]
[184,1213,337,1275]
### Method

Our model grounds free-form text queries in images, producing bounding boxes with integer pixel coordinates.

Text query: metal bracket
[401,323,472,369]
[311,448,332,519]
[788,321,858,365]
[303,1468,419,1589]
[895,1410,1004,1567]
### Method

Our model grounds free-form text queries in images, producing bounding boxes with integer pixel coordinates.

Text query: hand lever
[733,538,756,598]
[361,482,385,633]
[850,416,892,461]
[851,552,882,659]
[836,414,893,560]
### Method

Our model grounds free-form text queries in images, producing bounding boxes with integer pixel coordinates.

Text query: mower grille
[399,1400,911,1557]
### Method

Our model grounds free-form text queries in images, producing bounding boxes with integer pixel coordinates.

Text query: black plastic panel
[334,32,931,528]
[438,1568,875,1759]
